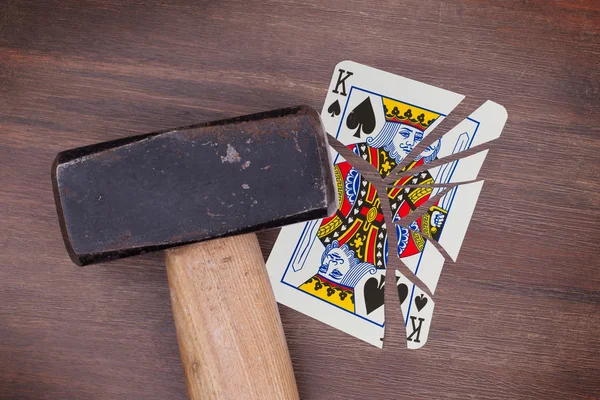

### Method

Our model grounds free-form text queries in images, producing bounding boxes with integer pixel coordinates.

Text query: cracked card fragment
[396,270,435,349]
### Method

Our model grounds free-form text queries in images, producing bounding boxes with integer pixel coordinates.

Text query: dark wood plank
[1,0,599,399]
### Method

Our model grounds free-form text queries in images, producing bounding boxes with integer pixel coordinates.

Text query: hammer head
[52,106,336,266]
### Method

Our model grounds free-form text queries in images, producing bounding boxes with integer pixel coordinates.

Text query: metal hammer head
[52,106,336,266]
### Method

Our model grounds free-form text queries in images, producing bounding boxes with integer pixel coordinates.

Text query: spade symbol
[364,276,385,314]
[397,283,409,305]
[415,294,428,311]
[327,99,341,117]
[346,97,376,138]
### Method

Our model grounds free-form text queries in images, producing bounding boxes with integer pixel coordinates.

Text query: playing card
[267,148,388,347]
[396,270,434,349]
[322,61,465,178]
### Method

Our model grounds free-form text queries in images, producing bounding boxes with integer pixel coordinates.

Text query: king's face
[393,124,425,157]
[318,247,352,283]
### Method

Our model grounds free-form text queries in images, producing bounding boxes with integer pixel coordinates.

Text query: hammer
[51,106,336,399]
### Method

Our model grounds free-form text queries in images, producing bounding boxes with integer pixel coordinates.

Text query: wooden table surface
[1,1,599,399]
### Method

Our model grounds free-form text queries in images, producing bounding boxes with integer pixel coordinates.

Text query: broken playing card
[266,61,507,348]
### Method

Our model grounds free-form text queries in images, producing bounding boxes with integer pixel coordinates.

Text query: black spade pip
[327,100,341,117]
[346,97,376,138]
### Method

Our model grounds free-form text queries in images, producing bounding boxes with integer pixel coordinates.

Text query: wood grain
[1,0,599,399]
[166,234,298,400]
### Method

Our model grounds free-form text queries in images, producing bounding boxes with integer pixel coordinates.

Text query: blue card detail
[344,168,361,206]
[404,284,416,326]
[396,225,410,255]
[290,219,320,272]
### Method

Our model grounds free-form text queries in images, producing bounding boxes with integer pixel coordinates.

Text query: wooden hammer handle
[165,233,299,400]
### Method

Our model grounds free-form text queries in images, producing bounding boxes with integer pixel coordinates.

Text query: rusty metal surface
[52,106,336,265]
